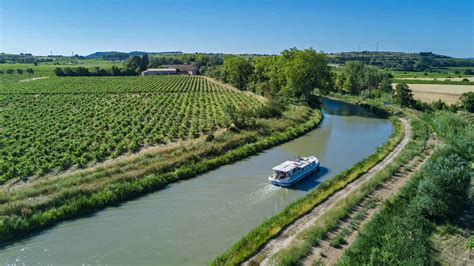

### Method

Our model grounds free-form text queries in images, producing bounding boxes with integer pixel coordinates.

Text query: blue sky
[1,0,473,57]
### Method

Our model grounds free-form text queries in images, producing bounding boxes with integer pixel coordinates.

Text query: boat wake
[241,183,280,207]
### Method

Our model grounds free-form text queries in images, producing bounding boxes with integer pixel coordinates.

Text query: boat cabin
[272,160,300,179]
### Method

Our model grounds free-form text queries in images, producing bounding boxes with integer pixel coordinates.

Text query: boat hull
[269,162,320,187]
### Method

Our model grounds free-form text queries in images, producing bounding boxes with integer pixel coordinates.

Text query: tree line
[0,68,35,74]
[206,48,333,104]
[328,51,474,71]
[54,55,150,76]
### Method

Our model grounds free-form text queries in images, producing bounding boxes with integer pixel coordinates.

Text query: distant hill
[328,51,474,71]
[86,51,183,60]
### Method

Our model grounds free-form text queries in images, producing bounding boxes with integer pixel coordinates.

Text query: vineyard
[0,75,261,183]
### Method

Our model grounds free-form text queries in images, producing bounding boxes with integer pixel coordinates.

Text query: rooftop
[272,160,300,172]
[143,68,177,72]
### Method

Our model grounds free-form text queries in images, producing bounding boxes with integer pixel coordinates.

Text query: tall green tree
[124,56,142,73]
[393,83,414,107]
[223,56,254,90]
[280,48,333,100]
[337,61,392,95]
[140,54,149,72]
[459,91,474,112]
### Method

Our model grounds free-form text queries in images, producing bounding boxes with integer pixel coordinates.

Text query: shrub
[329,235,346,248]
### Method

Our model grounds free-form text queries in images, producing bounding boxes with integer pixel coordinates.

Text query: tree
[109,66,122,76]
[223,56,254,90]
[280,48,333,99]
[54,68,65,76]
[393,83,414,107]
[26,68,34,74]
[412,152,470,221]
[463,69,473,75]
[459,91,474,112]
[16,69,24,74]
[75,67,90,76]
[248,56,281,96]
[6,69,14,74]
[431,99,447,111]
[123,56,142,73]
[415,56,433,71]
[338,61,391,95]
[140,54,149,72]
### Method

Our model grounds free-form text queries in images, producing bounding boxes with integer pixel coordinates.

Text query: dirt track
[244,118,411,265]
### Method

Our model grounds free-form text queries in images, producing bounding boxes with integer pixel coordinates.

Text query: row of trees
[328,51,474,71]
[335,61,392,95]
[208,48,333,103]
[0,68,35,74]
[54,66,138,76]
[148,53,223,69]
[54,55,151,76]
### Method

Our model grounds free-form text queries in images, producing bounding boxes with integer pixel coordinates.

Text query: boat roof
[272,160,300,172]
[272,156,318,172]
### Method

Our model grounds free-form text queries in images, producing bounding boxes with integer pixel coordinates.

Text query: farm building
[161,64,198,75]
[142,68,177,75]
[141,64,198,76]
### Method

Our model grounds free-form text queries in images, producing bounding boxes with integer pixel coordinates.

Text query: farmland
[0,59,121,78]
[392,83,474,104]
[0,75,261,183]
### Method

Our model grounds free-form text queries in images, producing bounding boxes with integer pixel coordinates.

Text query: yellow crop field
[399,84,474,104]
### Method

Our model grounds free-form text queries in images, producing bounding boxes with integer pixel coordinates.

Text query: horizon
[1,0,473,58]
[4,49,473,59]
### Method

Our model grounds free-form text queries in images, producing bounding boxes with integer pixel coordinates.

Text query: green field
[0,75,261,182]
[0,59,122,78]
[391,66,474,79]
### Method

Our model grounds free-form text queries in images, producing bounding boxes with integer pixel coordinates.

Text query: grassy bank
[271,116,430,265]
[339,111,472,265]
[211,108,404,265]
[0,106,323,243]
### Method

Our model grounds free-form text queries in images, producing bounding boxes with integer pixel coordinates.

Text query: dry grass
[394,83,474,104]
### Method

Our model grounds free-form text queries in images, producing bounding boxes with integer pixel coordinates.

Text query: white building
[141,68,177,75]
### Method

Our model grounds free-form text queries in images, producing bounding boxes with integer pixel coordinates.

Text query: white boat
[269,156,320,187]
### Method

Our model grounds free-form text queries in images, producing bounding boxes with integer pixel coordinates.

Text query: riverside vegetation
[339,111,472,265]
